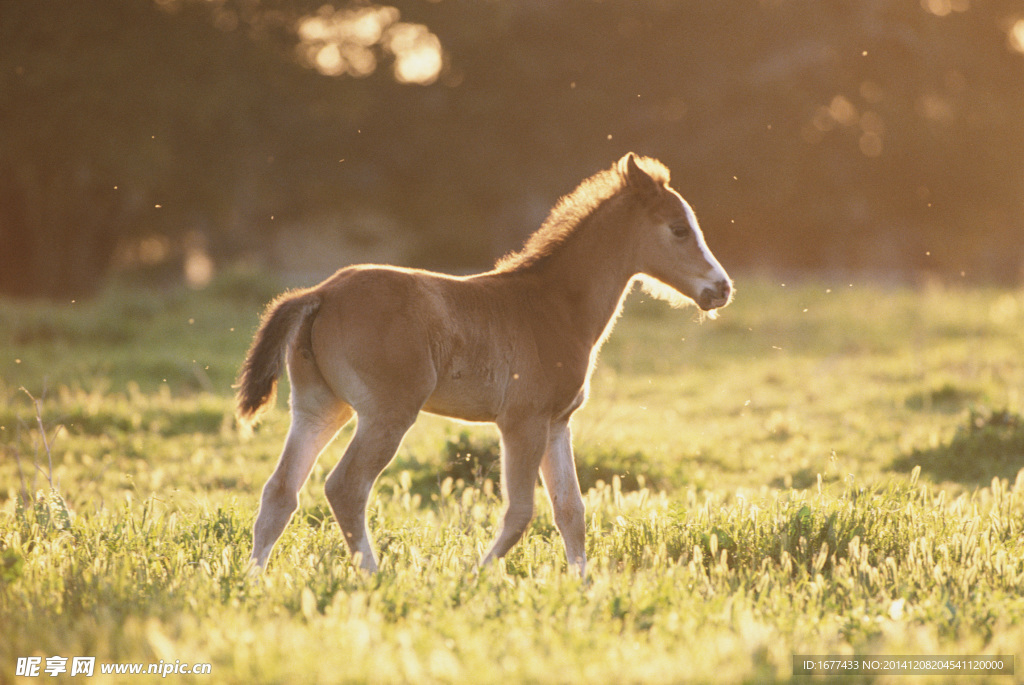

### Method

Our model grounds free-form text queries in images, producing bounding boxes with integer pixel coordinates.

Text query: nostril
[699,279,732,310]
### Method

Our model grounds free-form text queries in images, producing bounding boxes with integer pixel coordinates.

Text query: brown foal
[236,153,732,575]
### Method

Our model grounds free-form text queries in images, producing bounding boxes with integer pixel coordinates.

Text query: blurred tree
[2,0,1022,297]
[1,0,264,296]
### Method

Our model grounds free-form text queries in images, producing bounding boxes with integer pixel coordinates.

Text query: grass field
[2,270,1024,683]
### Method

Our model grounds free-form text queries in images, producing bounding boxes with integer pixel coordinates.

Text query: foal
[236,153,732,575]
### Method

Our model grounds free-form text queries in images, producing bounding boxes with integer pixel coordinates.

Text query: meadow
[2,270,1024,684]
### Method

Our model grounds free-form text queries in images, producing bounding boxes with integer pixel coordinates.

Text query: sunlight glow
[315,43,346,76]
[295,5,442,84]
[916,94,954,123]
[386,23,443,85]
[139,236,169,264]
[184,247,214,289]
[828,95,857,127]
[1009,19,1024,54]
[920,0,970,17]
[803,95,886,156]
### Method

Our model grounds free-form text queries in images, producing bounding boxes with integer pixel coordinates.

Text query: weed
[441,430,501,487]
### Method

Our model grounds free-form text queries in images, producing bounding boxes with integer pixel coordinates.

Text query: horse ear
[619,152,660,199]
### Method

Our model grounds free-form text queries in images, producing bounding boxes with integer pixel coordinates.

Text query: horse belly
[422,367,505,423]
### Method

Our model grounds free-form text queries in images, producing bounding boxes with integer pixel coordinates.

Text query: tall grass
[2,275,1024,682]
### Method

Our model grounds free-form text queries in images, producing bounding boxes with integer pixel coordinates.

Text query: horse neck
[537,199,639,345]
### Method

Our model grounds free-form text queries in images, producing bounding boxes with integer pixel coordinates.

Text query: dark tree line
[3,0,1023,297]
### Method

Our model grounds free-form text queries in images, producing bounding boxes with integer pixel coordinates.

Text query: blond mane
[495,157,670,272]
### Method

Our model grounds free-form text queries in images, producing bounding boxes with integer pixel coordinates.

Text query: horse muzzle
[698,279,732,311]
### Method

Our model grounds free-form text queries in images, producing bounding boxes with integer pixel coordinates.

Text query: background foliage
[3,0,1024,297]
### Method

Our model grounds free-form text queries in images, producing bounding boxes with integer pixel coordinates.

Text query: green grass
[2,273,1024,683]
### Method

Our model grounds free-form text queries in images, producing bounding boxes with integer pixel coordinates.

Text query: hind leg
[250,351,353,568]
[251,404,352,567]
[324,409,419,571]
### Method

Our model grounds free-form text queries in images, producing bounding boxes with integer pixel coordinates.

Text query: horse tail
[235,289,321,427]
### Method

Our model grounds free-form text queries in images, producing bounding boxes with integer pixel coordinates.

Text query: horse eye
[670,222,691,238]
